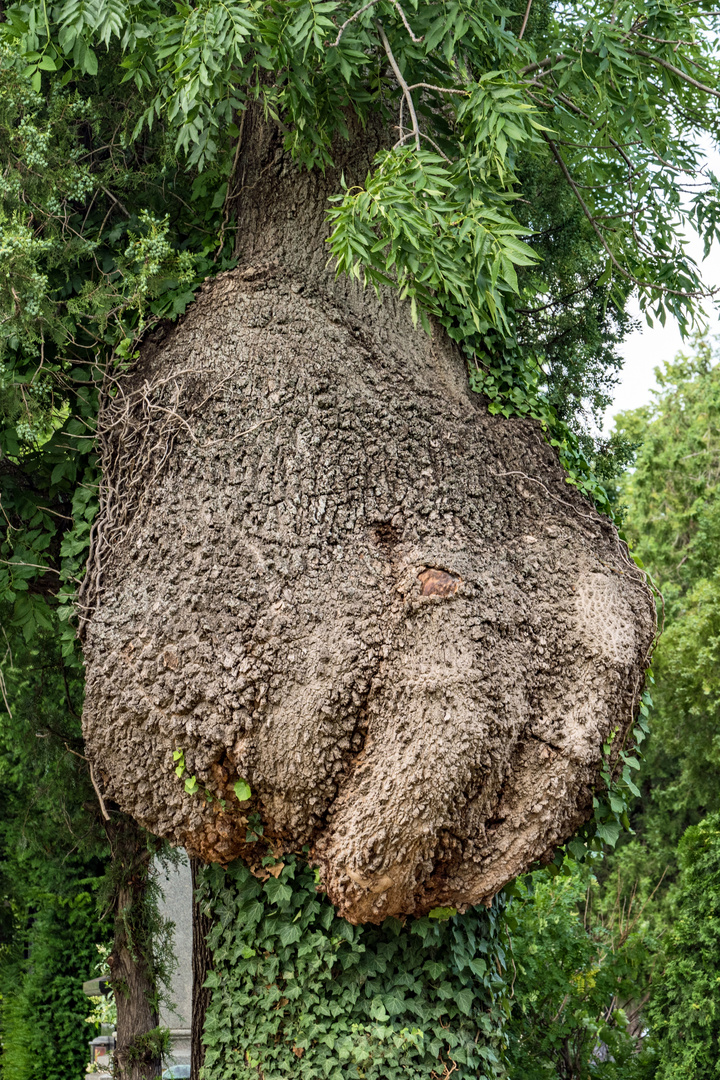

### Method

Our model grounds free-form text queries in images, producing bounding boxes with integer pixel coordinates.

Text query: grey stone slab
[157,852,193,1066]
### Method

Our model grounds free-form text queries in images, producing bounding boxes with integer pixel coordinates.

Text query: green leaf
[265,878,292,906]
[456,987,474,1016]
[234,779,252,802]
[428,907,457,920]
[278,922,302,947]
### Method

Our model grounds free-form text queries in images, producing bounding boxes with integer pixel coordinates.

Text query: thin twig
[394,128,451,159]
[635,48,720,99]
[330,0,423,46]
[551,993,569,1023]
[542,132,709,302]
[505,926,518,998]
[100,186,130,218]
[378,21,421,151]
[518,0,533,40]
[64,740,110,821]
[407,81,468,95]
[0,557,62,575]
[90,763,111,821]
[0,668,11,718]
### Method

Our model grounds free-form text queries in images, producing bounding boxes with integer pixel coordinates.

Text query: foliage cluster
[197,855,509,1080]
[0,38,233,652]
[506,866,657,1080]
[0,620,108,1079]
[1,3,720,1077]
[0,888,104,1080]
[611,342,720,894]
[647,812,720,1079]
[2,0,720,650]
[593,340,720,1078]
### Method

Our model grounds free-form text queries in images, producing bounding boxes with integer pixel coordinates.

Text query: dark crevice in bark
[526,729,564,756]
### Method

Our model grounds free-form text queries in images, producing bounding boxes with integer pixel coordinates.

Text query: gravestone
[157,854,193,1068]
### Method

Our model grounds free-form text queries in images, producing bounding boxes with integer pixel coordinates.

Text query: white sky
[602,141,720,433]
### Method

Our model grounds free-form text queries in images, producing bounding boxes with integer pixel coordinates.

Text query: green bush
[506,865,657,1080]
[0,888,102,1080]
[648,813,720,1079]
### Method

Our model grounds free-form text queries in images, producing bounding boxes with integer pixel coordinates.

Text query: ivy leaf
[456,987,475,1016]
[428,907,457,920]
[278,923,302,947]
[595,821,622,847]
[265,878,292,906]
[233,779,251,802]
[383,990,406,1016]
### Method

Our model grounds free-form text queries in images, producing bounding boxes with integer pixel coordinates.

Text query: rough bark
[106,815,161,1080]
[190,858,212,1080]
[80,115,655,924]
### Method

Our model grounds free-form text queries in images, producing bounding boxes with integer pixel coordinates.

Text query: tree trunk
[190,857,213,1080]
[80,111,655,924]
[105,814,161,1080]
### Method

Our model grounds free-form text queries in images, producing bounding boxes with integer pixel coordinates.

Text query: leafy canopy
[647,813,720,1079]
[506,865,658,1080]
[609,342,720,896]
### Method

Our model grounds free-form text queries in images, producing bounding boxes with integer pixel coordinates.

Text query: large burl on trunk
[80,115,655,924]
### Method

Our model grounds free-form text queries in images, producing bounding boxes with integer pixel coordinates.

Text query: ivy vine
[196,855,510,1080]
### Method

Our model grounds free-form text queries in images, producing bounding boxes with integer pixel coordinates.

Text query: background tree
[505,865,657,1080]
[611,341,720,900]
[645,812,720,1079]
[0,622,106,1079]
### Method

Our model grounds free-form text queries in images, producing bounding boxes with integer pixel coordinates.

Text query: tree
[505,864,657,1080]
[0,622,107,1079]
[3,0,720,1075]
[610,343,720,891]
[0,614,181,1080]
[79,209,655,924]
[646,812,720,1079]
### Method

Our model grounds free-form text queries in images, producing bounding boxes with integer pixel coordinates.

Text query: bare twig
[330,0,423,47]
[407,81,468,95]
[89,763,111,821]
[505,926,518,998]
[0,557,62,575]
[378,21,421,151]
[100,185,131,218]
[0,668,11,718]
[64,742,111,822]
[520,53,567,76]
[518,0,533,40]
[551,993,569,1023]
[635,48,720,99]
[394,128,451,159]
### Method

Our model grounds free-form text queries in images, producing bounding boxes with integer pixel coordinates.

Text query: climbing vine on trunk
[196,855,509,1080]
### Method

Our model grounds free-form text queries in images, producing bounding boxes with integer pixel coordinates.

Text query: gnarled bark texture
[81,115,655,924]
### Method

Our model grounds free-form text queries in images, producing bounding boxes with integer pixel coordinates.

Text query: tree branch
[634,48,720,99]
[541,132,708,301]
[377,21,421,151]
[330,0,423,47]
[518,0,533,41]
